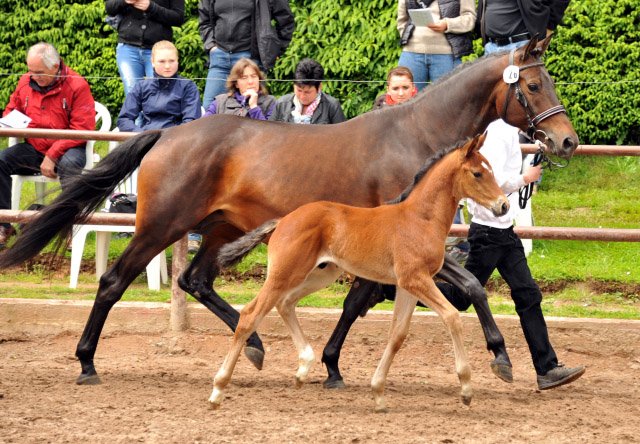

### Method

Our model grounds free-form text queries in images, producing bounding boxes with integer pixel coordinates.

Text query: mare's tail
[217,219,279,269]
[0,130,164,269]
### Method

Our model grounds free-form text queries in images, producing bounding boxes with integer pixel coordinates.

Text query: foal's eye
[473,172,482,178]
[527,83,540,93]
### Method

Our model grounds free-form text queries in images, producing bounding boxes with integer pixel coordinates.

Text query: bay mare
[211,134,509,412]
[0,36,578,390]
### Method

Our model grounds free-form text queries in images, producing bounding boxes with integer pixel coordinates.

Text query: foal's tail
[217,219,280,269]
[0,130,164,269]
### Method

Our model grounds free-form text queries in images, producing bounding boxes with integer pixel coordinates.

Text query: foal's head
[455,134,509,217]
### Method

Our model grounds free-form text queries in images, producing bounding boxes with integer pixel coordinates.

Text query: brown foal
[211,134,509,412]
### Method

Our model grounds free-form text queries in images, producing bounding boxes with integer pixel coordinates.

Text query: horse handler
[436,119,585,390]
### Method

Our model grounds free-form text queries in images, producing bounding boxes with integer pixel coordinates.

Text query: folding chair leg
[95,231,112,278]
[35,181,47,206]
[146,254,162,291]
[69,226,91,289]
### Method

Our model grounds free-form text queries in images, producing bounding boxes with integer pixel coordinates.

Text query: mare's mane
[387,138,470,205]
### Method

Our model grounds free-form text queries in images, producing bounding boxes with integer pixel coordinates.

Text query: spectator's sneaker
[537,363,585,390]
[449,246,469,265]
[188,239,200,254]
[0,225,16,248]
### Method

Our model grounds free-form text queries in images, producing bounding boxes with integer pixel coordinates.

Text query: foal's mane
[387,139,469,205]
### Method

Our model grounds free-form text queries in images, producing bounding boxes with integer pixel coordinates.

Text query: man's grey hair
[27,42,61,69]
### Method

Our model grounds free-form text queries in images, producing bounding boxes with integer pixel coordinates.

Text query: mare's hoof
[323,379,346,390]
[244,346,264,371]
[491,361,513,383]
[461,394,472,406]
[76,373,102,386]
[374,407,389,414]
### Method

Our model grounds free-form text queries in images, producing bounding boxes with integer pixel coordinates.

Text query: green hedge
[1,0,638,145]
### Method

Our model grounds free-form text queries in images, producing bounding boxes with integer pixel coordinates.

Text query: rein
[500,47,569,209]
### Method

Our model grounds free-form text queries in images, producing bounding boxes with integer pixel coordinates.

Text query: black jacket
[476,0,571,44]
[106,0,185,49]
[198,0,295,70]
[268,92,346,124]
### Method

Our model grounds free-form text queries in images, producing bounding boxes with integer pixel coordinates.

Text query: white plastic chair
[69,128,168,290]
[514,153,535,256]
[10,102,111,210]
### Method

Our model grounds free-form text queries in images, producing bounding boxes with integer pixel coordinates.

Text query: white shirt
[467,119,526,229]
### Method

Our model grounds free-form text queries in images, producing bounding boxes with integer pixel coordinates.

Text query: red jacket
[2,61,95,161]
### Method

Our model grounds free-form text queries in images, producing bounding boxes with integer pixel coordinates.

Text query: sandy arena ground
[1,299,639,444]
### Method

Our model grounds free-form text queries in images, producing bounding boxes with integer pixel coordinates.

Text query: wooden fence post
[170,235,189,331]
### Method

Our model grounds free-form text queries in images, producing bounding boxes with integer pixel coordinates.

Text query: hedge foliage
[0,0,638,144]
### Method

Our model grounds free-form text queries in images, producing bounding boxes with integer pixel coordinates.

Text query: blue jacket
[117,73,201,132]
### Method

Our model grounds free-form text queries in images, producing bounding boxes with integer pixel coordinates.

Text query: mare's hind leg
[76,234,179,385]
[177,224,265,370]
[436,254,512,383]
[370,288,416,413]
[276,264,343,389]
[322,277,385,389]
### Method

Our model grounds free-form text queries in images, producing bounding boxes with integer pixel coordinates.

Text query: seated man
[269,58,346,124]
[0,42,95,246]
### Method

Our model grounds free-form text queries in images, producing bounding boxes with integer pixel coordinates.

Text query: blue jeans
[484,40,527,55]
[116,43,154,95]
[398,51,462,92]
[202,48,258,109]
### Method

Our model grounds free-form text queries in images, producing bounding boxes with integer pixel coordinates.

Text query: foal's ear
[465,133,486,158]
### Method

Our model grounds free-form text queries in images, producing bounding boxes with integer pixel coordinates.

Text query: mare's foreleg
[436,254,512,382]
[322,277,385,388]
[370,288,416,413]
[76,238,169,385]
[178,225,264,370]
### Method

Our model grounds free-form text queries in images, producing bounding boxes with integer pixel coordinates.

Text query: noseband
[500,48,569,209]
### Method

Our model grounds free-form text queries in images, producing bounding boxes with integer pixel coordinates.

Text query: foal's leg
[276,264,344,388]
[370,288,416,413]
[436,254,512,382]
[177,224,265,370]
[404,279,473,406]
[76,234,178,384]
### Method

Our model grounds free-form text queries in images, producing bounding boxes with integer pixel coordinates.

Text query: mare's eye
[527,83,540,93]
[473,172,481,178]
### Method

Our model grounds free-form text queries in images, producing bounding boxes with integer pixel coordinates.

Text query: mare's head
[493,34,578,159]
[455,134,509,217]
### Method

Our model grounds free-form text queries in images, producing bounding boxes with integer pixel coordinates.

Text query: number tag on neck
[503,65,520,84]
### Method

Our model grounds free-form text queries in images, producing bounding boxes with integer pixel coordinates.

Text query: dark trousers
[0,142,85,228]
[437,222,558,375]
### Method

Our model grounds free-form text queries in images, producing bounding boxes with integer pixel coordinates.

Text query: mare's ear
[465,133,486,158]
[535,32,553,57]
[518,34,540,62]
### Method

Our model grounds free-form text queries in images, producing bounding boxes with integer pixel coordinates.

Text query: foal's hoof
[491,361,513,384]
[323,378,346,390]
[208,401,221,410]
[461,394,473,406]
[76,373,102,386]
[244,346,264,371]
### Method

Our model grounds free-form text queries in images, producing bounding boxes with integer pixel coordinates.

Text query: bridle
[500,47,569,209]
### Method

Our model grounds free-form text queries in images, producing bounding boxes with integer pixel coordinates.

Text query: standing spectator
[436,119,585,390]
[0,42,95,246]
[477,0,571,54]
[117,41,201,132]
[269,58,346,124]
[371,66,417,110]
[203,58,276,120]
[397,0,476,92]
[198,0,295,109]
[106,0,185,95]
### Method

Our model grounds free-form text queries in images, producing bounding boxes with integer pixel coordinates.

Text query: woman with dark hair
[269,58,346,124]
[202,58,275,120]
[371,66,418,110]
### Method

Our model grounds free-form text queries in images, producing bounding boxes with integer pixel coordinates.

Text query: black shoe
[0,225,16,247]
[537,363,585,390]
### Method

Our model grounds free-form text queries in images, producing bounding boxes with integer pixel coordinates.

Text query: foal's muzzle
[491,198,510,217]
